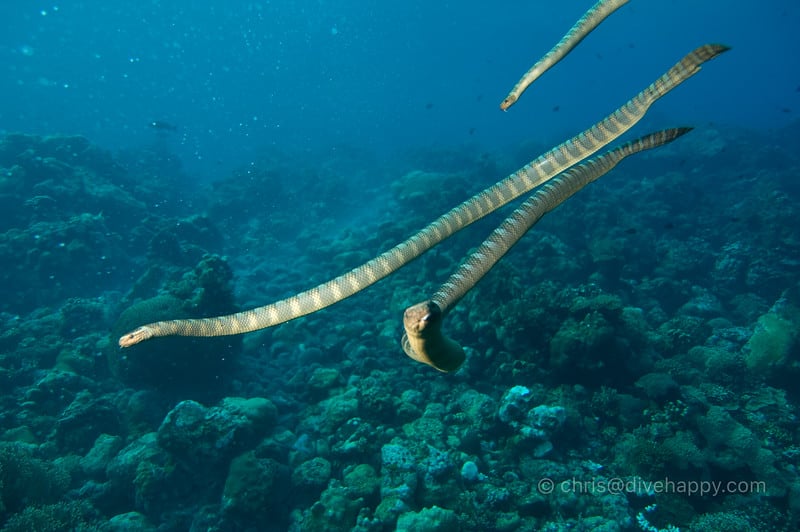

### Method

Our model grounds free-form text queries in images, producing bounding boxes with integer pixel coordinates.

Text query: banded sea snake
[119,0,728,372]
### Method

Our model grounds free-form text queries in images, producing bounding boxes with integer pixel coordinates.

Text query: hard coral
[0,442,71,517]
[743,311,798,374]
[222,451,289,529]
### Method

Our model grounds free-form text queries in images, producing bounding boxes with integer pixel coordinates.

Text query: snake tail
[500,0,630,111]
[401,127,693,372]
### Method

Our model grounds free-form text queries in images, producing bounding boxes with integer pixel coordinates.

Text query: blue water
[1,1,800,531]
[1,0,798,179]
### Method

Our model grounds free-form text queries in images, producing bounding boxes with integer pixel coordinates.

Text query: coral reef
[2,122,800,531]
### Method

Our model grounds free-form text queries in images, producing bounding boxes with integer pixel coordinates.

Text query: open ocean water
[1,1,799,530]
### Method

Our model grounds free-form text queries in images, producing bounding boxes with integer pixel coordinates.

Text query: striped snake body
[500,0,630,111]
[118,1,728,373]
[402,128,692,371]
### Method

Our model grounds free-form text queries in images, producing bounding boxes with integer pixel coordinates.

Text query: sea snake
[500,0,629,111]
[401,127,691,372]
[118,42,727,349]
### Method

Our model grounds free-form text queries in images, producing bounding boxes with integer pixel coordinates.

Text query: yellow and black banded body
[500,0,630,111]
[118,44,727,349]
[401,128,693,372]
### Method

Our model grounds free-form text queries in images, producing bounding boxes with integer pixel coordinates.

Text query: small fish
[149,120,178,132]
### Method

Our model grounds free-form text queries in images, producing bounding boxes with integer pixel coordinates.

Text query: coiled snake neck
[401,127,691,371]
[118,1,728,373]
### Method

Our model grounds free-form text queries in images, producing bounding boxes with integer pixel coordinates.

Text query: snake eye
[421,313,431,323]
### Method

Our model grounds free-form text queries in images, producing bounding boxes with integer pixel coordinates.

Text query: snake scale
[119,1,728,373]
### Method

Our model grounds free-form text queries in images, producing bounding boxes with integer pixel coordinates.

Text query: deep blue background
[1,0,798,179]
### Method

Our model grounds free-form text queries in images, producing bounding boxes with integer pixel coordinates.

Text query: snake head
[500,94,518,111]
[402,301,465,372]
[118,326,154,348]
[404,301,439,334]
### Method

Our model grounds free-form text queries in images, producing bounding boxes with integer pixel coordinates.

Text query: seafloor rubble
[0,126,799,531]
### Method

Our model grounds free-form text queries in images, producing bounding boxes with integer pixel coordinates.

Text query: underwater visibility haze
[1,0,800,530]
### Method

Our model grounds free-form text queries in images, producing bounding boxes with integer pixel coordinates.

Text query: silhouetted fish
[149,120,178,132]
